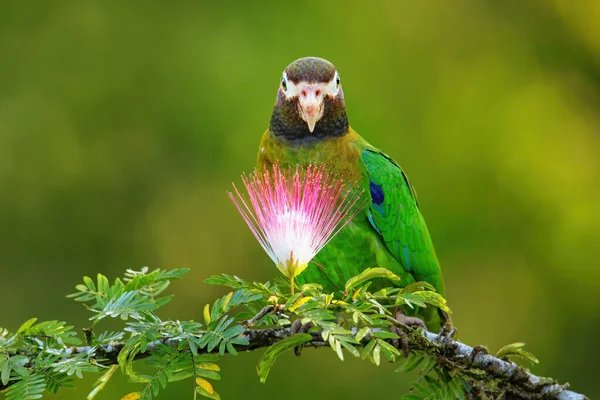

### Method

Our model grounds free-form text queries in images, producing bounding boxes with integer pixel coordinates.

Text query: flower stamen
[229,163,364,294]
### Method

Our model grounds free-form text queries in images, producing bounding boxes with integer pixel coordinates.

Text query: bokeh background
[1,1,599,398]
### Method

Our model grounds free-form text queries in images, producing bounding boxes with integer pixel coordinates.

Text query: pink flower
[229,164,363,293]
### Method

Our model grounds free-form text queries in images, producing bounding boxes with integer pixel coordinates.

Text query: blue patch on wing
[369,179,384,205]
[369,179,386,216]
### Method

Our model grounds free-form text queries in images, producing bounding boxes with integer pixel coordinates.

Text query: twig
[243,305,275,327]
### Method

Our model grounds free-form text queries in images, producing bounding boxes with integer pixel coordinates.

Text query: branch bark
[0,325,587,399]
[417,329,585,400]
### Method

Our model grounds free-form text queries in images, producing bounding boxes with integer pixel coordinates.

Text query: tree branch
[1,325,587,399]
[417,329,585,400]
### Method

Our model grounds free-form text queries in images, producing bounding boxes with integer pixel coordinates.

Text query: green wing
[362,148,445,295]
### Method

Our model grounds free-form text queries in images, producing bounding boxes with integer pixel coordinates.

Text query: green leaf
[52,352,100,378]
[118,342,140,377]
[372,344,381,366]
[92,290,158,322]
[137,345,181,399]
[11,355,30,377]
[18,320,81,346]
[97,274,110,294]
[44,369,77,394]
[5,374,45,400]
[355,327,370,343]
[372,331,400,340]
[226,342,237,355]
[257,334,312,383]
[284,293,303,310]
[377,339,401,361]
[416,291,451,314]
[398,293,427,308]
[361,339,376,360]
[196,384,221,400]
[204,274,246,288]
[345,268,400,292]
[496,342,539,364]
[401,281,436,294]
[87,364,118,399]
[123,268,189,299]
[331,337,344,361]
[423,374,442,392]
[409,381,431,397]
[16,318,38,334]
[83,276,96,291]
[395,353,425,373]
[1,355,10,385]
[402,395,424,400]
[420,354,437,373]
[339,340,360,358]
[448,375,466,400]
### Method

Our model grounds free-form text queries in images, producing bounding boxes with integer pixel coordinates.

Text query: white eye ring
[281,72,288,92]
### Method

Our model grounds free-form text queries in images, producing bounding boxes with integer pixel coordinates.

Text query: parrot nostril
[301,89,307,98]
[315,89,321,97]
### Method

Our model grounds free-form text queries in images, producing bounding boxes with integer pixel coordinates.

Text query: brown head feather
[270,57,348,142]
[284,57,337,84]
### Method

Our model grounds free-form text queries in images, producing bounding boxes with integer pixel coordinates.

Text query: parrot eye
[281,77,287,91]
[336,75,340,87]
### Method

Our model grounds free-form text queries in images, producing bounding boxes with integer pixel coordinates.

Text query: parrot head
[270,57,348,141]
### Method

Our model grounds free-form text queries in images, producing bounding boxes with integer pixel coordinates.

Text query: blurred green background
[1,0,599,398]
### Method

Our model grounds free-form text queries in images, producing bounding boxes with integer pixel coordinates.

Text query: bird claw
[396,314,427,330]
[391,326,410,357]
[290,320,313,356]
[391,310,427,357]
[436,325,457,345]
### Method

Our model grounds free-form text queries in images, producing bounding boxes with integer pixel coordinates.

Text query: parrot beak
[298,85,325,133]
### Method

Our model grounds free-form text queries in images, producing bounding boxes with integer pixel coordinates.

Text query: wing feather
[361,149,444,294]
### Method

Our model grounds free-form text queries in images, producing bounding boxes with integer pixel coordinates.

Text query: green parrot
[257,57,448,331]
